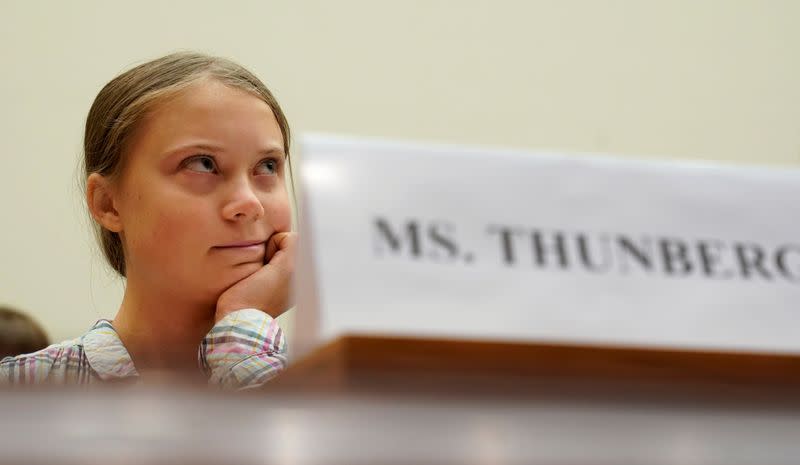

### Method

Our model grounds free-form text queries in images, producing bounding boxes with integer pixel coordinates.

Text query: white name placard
[295,134,800,354]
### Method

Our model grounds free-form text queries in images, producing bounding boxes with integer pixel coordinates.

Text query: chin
[222,261,263,285]
[193,262,263,302]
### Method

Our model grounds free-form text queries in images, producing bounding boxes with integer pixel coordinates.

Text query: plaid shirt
[0,309,287,389]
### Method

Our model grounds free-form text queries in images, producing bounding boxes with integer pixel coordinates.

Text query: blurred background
[1,0,798,344]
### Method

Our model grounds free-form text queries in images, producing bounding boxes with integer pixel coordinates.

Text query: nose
[221,180,264,222]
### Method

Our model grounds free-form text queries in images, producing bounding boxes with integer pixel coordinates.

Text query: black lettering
[532,230,568,268]
[373,218,421,258]
[615,236,654,273]
[577,234,612,272]
[697,240,733,279]
[428,222,459,261]
[487,225,521,265]
[775,245,800,281]
[735,243,772,280]
[659,238,693,275]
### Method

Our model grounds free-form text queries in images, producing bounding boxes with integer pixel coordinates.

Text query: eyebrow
[261,147,288,158]
[162,143,286,159]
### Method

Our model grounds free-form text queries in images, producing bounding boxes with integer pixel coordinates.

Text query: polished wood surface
[268,335,800,406]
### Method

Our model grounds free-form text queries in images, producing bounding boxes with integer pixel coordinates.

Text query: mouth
[212,241,267,264]
[214,240,266,249]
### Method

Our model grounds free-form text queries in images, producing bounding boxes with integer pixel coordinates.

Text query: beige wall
[1,0,799,342]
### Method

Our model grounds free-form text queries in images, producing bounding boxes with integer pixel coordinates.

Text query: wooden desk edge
[271,335,800,392]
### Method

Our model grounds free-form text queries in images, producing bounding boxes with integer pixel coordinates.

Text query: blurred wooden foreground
[4,336,800,465]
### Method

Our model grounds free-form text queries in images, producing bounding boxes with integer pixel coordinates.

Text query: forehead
[129,79,283,156]
[155,79,269,114]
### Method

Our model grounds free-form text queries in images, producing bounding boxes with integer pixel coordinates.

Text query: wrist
[215,299,252,320]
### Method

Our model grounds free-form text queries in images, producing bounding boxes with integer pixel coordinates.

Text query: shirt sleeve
[0,343,82,385]
[198,309,288,390]
[0,357,13,383]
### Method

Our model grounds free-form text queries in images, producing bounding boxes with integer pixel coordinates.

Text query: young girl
[0,52,296,388]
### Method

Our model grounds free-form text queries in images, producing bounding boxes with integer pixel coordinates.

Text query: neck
[112,273,216,377]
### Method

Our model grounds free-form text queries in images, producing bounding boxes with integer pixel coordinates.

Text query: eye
[183,155,217,173]
[256,158,279,176]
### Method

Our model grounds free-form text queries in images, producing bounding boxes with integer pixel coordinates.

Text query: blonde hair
[82,52,290,277]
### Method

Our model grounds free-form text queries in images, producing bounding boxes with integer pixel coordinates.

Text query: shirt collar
[81,319,139,381]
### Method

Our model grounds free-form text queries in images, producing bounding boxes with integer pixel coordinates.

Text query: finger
[265,232,294,263]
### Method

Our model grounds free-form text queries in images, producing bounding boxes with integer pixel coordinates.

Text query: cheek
[125,212,175,262]
[149,212,192,246]
[124,197,209,263]
[264,190,292,232]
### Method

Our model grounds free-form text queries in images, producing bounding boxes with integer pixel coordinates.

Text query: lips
[215,240,266,248]
[212,240,266,264]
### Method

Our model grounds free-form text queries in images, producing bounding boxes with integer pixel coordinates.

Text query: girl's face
[114,79,291,303]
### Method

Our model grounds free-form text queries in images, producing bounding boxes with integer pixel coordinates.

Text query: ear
[86,173,123,233]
